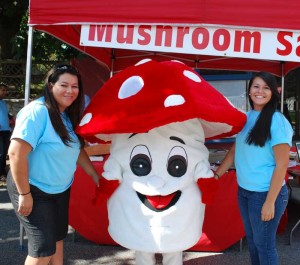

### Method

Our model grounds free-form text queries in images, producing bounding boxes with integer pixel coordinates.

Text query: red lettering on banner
[155,26,172,47]
[234,31,261,53]
[192,28,209,49]
[88,25,113,42]
[117,25,134,44]
[86,25,300,60]
[277,31,293,56]
[176,27,190,48]
[137,25,151,45]
[213,29,230,51]
[296,35,300,57]
[88,25,96,41]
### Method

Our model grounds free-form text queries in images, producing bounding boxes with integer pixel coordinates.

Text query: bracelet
[214,173,220,179]
[19,191,31,196]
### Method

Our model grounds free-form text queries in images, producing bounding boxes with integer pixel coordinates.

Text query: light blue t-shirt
[235,110,293,192]
[11,97,81,194]
[0,99,11,131]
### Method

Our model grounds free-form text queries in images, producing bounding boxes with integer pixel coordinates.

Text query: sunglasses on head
[54,64,79,73]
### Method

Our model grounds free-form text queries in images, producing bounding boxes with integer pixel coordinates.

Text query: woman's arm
[77,149,100,186]
[8,138,33,216]
[214,143,236,179]
[261,143,290,221]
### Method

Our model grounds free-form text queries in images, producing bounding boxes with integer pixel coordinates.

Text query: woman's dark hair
[43,64,85,147]
[246,71,280,147]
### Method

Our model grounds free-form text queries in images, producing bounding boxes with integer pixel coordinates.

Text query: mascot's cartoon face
[76,59,246,253]
[103,119,211,252]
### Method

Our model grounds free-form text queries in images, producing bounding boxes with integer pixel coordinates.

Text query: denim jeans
[238,185,288,265]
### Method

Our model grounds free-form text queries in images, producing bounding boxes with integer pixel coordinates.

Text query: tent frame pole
[280,62,285,112]
[110,48,115,77]
[24,26,33,106]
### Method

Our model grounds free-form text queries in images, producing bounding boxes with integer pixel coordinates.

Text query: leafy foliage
[0,1,86,99]
[0,0,27,20]
[12,11,82,61]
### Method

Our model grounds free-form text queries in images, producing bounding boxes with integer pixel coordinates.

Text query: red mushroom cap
[76,60,246,141]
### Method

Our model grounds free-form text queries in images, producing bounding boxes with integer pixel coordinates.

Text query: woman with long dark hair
[7,64,100,265]
[215,72,293,265]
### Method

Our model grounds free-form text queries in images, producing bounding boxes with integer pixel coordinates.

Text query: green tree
[0,0,28,59]
[0,0,81,61]
[13,12,81,61]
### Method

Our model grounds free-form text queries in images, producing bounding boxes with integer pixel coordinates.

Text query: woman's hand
[262,143,290,222]
[18,193,33,216]
[77,149,101,187]
[261,201,275,221]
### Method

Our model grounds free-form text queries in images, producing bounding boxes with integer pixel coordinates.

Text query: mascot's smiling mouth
[137,191,182,212]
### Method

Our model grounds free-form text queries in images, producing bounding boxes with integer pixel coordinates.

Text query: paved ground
[1,184,300,264]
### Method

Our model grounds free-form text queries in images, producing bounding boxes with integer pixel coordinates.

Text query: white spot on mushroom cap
[79,113,92,126]
[164,95,185,107]
[183,70,201,83]
[118,76,144,99]
[135,59,152,66]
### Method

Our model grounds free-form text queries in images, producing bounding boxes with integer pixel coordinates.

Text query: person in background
[214,72,293,265]
[6,64,101,265]
[0,82,11,180]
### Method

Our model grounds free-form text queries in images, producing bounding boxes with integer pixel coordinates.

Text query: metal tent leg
[19,223,25,251]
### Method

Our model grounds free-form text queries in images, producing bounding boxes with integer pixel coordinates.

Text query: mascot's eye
[167,155,187,177]
[130,145,152,176]
[167,146,187,177]
[130,154,152,176]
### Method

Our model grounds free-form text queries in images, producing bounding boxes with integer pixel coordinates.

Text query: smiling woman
[49,73,79,112]
[6,64,101,265]
[215,72,293,265]
[248,76,273,111]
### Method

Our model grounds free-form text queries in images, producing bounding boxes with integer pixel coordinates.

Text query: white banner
[80,24,300,62]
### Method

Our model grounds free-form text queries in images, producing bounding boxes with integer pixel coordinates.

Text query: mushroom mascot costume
[76,60,246,265]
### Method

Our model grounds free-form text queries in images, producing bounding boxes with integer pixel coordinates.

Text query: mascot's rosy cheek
[76,59,246,253]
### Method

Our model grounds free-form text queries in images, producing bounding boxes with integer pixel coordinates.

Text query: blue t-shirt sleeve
[12,102,48,150]
[270,112,293,147]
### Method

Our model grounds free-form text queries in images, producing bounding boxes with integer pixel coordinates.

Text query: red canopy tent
[28,0,300,76]
[26,0,300,105]
[26,0,299,251]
